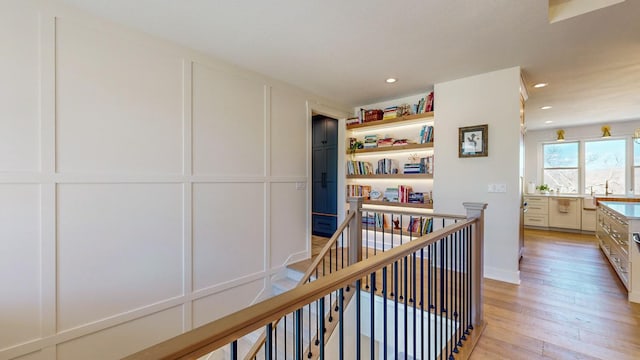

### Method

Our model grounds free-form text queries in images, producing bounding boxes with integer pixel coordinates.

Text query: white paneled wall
[0,1,349,359]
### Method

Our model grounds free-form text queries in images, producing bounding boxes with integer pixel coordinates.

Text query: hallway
[471,229,640,359]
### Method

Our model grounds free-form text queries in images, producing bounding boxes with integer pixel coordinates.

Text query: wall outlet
[295,182,306,190]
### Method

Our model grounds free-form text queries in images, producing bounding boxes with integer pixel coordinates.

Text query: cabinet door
[548,198,581,229]
[312,117,326,148]
[312,148,326,181]
[312,182,327,213]
[324,118,338,147]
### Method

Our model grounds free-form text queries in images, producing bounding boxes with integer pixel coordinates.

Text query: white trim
[484,266,521,285]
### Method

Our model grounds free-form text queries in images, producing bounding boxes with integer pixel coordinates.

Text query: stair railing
[124,200,486,360]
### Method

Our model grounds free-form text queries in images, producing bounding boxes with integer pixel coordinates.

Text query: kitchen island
[597,201,640,303]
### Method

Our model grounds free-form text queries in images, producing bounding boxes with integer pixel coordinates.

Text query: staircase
[125,200,488,360]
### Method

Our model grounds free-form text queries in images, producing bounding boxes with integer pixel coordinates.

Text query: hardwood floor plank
[470,229,640,359]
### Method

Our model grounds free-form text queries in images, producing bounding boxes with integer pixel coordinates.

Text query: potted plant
[536,184,550,194]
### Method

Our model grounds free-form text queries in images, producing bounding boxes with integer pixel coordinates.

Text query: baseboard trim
[484,266,520,285]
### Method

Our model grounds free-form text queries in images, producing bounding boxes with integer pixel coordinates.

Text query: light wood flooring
[471,229,640,360]
[301,231,640,359]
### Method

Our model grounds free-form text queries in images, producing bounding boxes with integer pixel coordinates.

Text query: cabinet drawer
[527,203,549,215]
[312,215,337,236]
[524,196,548,206]
[524,214,548,227]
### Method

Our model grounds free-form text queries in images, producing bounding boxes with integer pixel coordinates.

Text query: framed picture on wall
[458,124,488,157]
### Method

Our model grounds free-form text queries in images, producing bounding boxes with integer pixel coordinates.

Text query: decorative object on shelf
[536,184,550,194]
[397,103,411,117]
[556,129,565,141]
[458,124,488,158]
[369,190,381,200]
[633,128,640,144]
[601,125,611,137]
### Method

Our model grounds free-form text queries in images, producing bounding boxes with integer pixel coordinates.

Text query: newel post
[348,197,363,265]
[463,202,488,327]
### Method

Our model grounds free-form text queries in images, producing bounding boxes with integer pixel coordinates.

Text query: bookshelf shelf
[347,142,433,155]
[347,174,433,179]
[361,225,430,237]
[346,98,435,211]
[363,200,433,210]
[347,111,434,130]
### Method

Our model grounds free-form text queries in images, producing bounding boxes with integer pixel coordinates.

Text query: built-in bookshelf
[346,109,435,210]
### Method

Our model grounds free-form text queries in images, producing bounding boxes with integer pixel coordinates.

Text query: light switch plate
[296,182,306,190]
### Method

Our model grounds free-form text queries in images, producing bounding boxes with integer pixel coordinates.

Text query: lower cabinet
[548,197,581,230]
[312,214,337,237]
[581,208,596,232]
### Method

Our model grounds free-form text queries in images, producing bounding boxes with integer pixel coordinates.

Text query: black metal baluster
[285,313,288,359]
[319,296,325,359]
[440,240,445,360]
[370,271,376,359]
[404,256,408,358]
[274,320,278,360]
[421,247,425,360]
[308,303,312,358]
[428,244,432,359]
[266,323,273,360]
[295,308,302,360]
[468,226,473,333]
[230,340,238,360]
[394,260,399,359]
[339,287,344,360]
[356,279,362,359]
[383,266,388,360]
[412,252,417,359]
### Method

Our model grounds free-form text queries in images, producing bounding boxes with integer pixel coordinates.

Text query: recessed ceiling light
[534,83,548,88]
[541,106,552,110]
[545,120,553,124]
[385,78,397,84]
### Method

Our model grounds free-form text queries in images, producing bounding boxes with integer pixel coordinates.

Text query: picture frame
[458,124,488,158]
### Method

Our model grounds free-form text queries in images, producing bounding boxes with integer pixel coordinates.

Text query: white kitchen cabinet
[548,197,581,230]
[582,208,596,232]
[524,196,548,227]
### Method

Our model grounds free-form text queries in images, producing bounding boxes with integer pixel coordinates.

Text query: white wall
[0,1,349,359]
[524,119,640,190]
[434,67,523,284]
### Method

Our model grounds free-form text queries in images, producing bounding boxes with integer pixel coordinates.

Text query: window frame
[539,136,635,195]
[541,141,580,194]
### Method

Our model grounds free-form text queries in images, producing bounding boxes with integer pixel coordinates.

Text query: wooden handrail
[242,211,356,359]
[124,217,477,360]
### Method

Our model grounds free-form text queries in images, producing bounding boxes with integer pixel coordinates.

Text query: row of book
[346,160,374,175]
[346,185,371,198]
[361,213,434,235]
[347,91,435,126]
[416,92,434,113]
[419,125,434,144]
[377,158,398,174]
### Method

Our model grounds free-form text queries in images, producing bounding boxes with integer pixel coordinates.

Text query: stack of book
[346,117,360,125]
[419,125,434,143]
[383,187,399,202]
[420,156,434,175]
[392,139,410,146]
[360,109,383,123]
[376,137,394,147]
[363,134,378,149]
[346,161,373,175]
[408,192,425,203]
[383,106,398,119]
[403,163,424,174]
[377,158,398,174]
[346,185,371,198]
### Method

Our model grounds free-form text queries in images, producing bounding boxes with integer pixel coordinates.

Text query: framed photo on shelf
[458,124,488,158]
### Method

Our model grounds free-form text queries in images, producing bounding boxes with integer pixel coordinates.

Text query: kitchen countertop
[600,201,640,220]
[524,193,591,198]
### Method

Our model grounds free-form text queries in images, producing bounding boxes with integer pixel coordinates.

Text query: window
[543,142,579,193]
[634,141,640,195]
[585,139,626,195]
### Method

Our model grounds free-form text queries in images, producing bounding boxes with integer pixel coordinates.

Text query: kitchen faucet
[605,180,613,195]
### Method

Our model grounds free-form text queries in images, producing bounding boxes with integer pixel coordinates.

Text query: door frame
[306,101,349,256]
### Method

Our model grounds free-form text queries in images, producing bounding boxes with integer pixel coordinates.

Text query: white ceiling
[59,0,640,130]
